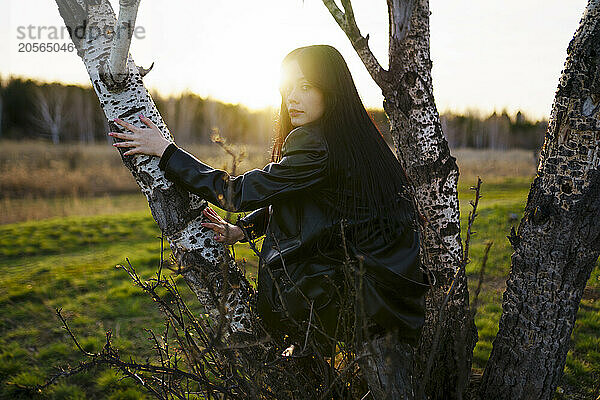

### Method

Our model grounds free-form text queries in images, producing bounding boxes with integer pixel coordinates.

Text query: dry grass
[1,140,537,224]
[0,140,271,199]
[454,148,538,184]
[0,140,270,224]
[1,140,134,197]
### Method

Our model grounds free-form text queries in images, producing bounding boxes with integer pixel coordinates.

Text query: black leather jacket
[159,123,429,345]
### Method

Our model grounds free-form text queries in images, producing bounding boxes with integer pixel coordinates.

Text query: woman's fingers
[109,131,136,140]
[139,114,158,129]
[203,224,227,242]
[201,221,224,232]
[209,210,224,222]
[202,207,214,219]
[114,118,139,133]
[202,207,224,223]
[123,148,142,156]
[207,211,223,223]
[204,206,218,216]
[203,214,225,227]
[108,117,170,157]
[113,141,138,148]
[201,207,240,244]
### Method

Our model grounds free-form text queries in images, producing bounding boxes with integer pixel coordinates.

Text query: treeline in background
[0,76,547,149]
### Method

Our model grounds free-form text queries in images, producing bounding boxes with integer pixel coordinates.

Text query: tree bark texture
[54,0,254,341]
[480,2,600,398]
[384,1,476,397]
[322,0,476,397]
[358,334,417,400]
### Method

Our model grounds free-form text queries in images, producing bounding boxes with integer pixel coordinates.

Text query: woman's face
[281,60,325,127]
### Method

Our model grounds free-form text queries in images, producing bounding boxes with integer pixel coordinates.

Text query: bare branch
[322,0,389,89]
[322,0,345,24]
[108,0,141,84]
[55,308,95,357]
[339,0,355,22]
[470,241,493,320]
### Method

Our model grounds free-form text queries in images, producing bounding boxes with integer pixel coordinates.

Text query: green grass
[0,181,598,399]
[0,207,258,399]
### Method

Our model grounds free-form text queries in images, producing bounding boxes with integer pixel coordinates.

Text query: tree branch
[108,0,141,85]
[321,0,389,89]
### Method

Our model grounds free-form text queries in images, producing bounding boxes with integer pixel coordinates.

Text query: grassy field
[0,142,598,398]
[0,210,260,399]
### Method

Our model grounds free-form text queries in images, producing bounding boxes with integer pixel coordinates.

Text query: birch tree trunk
[322,0,475,397]
[384,2,475,397]
[54,0,253,340]
[479,2,600,398]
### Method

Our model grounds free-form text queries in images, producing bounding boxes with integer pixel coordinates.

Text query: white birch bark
[322,0,475,397]
[107,0,140,86]
[55,0,254,341]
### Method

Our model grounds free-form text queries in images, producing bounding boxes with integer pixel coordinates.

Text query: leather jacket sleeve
[235,206,270,243]
[159,126,329,212]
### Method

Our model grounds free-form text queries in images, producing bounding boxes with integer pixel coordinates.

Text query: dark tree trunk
[357,334,417,399]
[480,2,600,398]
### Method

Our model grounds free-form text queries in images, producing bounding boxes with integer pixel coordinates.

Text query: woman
[109,45,428,356]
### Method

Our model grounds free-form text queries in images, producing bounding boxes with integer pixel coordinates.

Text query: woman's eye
[301,84,310,90]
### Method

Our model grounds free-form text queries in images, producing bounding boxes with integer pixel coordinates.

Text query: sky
[0,0,589,119]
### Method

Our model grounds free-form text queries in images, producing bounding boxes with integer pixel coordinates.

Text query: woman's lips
[289,110,303,117]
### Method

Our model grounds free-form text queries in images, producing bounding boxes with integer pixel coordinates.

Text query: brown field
[453,148,538,184]
[0,140,537,224]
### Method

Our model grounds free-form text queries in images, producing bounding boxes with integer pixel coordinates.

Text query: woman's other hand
[201,206,245,244]
[108,115,171,157]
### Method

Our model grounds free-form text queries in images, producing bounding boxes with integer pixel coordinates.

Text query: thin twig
[470,241,493,320]
[55,307,94,357]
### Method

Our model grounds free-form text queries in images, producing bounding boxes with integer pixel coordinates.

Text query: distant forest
[0,76,547,149]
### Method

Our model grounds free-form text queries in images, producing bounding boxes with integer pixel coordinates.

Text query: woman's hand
[108,114,171,157]
[201,206,245,244]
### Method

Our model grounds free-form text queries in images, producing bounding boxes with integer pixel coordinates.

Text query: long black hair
[271,45,415,243]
